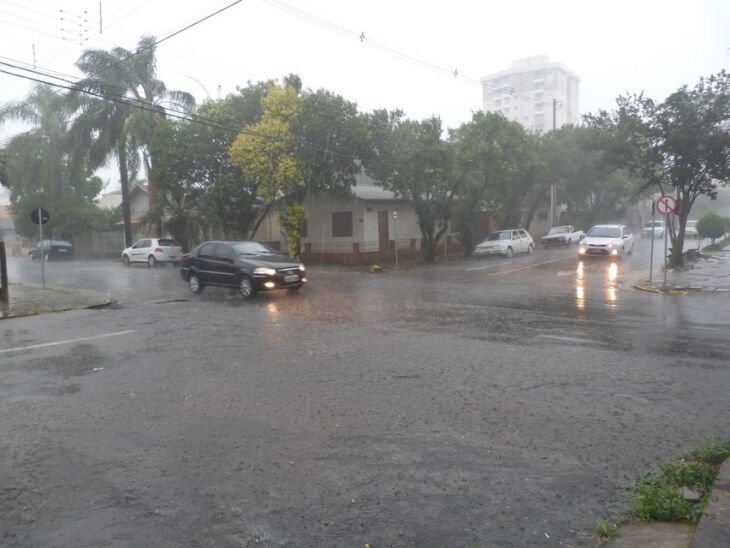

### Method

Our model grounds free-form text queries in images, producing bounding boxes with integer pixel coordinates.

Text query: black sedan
[29,239,74,260]
[180,240,307,299]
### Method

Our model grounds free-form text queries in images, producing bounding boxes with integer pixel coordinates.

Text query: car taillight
[154,247,162,253]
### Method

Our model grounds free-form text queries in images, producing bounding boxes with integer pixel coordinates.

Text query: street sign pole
[649,201,655,286]
[663,214,668,288]
[0,240,8,306]
[655,195,677,289]
[393,211,399,268]
[38,207,46,290]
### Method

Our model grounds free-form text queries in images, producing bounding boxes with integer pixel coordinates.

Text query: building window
[332,211,353,237]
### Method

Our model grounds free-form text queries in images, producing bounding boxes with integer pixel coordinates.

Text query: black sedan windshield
[232,242,277,256]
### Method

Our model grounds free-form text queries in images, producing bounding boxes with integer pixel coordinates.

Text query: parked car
[684,220,699,239]
[473,229,534,258]
[122,238,182,267]
[579,225,634,258]
[29,239,74,260]
[180,240,306,299]
[541,225,585,247]
[641,220,665,239]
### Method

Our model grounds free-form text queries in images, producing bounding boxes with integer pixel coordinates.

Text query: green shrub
[697,210,727,242]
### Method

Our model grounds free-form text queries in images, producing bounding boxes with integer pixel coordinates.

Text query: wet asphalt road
[1,241,729,547]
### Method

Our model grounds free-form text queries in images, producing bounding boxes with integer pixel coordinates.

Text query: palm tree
[70,35,195,243]
[0,85,71,200]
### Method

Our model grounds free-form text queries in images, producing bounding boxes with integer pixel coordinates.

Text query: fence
[301,236,463,265]
[73,230,125,258]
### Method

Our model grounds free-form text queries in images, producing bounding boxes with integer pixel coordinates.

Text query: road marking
[482,256,575,277]
[0,330,135,355]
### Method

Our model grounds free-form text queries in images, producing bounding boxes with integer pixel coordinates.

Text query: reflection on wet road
[6,240,728,360]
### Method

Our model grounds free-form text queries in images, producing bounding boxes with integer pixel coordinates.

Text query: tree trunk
[525,188,548,231]
[668,193,692,268]
[118,142,133,248]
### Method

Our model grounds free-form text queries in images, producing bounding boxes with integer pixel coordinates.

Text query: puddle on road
[21,343,108,378]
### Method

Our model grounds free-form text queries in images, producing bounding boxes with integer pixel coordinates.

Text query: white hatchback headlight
[254,267,276,276]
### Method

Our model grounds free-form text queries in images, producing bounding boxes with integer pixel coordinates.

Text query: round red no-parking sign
[656,195,677,215]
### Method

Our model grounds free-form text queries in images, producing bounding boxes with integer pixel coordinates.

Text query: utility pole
[550,98,560,227]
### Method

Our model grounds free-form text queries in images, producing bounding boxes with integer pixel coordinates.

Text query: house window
[331,211,353,237]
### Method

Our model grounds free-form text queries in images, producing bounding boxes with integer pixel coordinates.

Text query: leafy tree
[280,203,307,258]
[451,112,544,255]
[587,71,730,266]
[292,88,366,200]
[697,209,726,243]
[543,125,643,228]
[230,83,304,248]
[149,82,272,247]
[364,111,461,262]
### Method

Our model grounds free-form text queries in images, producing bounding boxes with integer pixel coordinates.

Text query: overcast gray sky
[1,0,729,201]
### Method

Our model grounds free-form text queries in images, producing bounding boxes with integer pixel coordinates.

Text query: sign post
[0,240,8,306]
[649,201,656,286]
[392,211,399,268]
[31,207,50,290]
[655,195,677,288]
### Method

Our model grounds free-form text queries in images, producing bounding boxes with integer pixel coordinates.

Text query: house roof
[352,185,407,202]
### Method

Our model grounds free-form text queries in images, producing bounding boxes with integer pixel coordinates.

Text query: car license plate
[58,249,67,253]
[284,274,299,283]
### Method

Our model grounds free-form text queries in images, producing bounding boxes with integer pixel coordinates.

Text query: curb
[632,279,705,295]
[690,458,730,547]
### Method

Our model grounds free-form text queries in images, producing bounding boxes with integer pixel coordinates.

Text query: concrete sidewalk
[0,283,115,319]
[634,247,730,294]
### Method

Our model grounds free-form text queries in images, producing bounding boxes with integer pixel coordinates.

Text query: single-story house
[254,178,461,264]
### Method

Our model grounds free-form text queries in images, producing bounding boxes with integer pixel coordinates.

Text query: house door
[378,211,390,252]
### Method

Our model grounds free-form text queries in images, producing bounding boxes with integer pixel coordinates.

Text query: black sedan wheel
[239,277,255,299]
[188,273,204,294]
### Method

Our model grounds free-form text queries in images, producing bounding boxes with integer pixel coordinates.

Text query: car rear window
[158,239,179,247]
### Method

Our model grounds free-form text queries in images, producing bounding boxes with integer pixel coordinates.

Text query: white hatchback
[474,229,534,258]
[122,238,183,267]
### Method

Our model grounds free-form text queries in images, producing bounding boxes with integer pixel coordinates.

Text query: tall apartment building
[481,55,580,133]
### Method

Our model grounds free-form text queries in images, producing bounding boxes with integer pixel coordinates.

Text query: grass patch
[629,440,730,524]
[701,236,730,253]
[593,520,619,541]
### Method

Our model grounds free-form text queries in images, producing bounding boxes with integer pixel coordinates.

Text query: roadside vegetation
[593,441,730,543]
[1,35,729,262]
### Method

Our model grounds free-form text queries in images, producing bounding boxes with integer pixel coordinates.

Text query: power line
[262,0,537,104]
[88,0,243,79]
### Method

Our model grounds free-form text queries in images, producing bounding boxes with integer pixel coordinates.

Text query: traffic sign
[31,207,50,225]
[656,195,677,216]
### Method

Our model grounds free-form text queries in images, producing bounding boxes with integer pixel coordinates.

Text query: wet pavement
[1,241,729,547]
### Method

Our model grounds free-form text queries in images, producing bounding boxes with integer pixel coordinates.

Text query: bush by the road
[697,210,727,243]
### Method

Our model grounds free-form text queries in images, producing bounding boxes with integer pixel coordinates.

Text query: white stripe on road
[0,330,135,354]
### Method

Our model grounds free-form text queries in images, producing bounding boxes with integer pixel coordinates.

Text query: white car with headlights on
[474,229,534,258]
[578,225,634,258]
